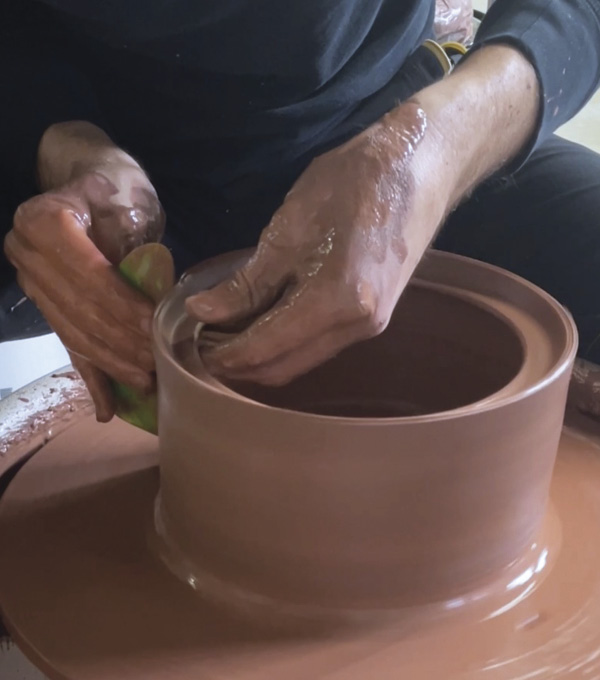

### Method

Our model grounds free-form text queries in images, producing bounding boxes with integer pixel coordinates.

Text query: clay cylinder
[153,251,576,611]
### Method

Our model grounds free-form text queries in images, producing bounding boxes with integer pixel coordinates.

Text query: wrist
[373,103,455,241]
[409,44,539,208]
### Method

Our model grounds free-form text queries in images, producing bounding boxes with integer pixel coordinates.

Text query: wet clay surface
[154,251,575,611]
[2,415,600,678]
[178,283,525,417]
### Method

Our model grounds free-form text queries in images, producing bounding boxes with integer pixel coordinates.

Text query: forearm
[355,44,538,294]
[410,0,600,214]
[411,44,539,209]
[474,0,600,145]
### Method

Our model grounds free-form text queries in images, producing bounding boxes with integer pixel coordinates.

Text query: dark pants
[436,134,600,362]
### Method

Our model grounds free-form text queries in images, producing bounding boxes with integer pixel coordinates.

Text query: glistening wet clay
[4,415,600,679]
[0,252,583,679]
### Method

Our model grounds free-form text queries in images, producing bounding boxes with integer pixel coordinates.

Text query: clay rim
[153,252,578,425]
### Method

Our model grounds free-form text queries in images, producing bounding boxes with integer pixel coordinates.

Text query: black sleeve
[471,0,600,167]
[1,1,109,208]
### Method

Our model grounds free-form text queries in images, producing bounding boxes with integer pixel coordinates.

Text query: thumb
[69,352,115,423]
[185,243,289,326]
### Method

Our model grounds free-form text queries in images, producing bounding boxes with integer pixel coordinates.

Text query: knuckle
[14,193,82,241]
[229,269,256,308]
[243,351,266,369]
[13,195,43,223]
[3,231,18,262]
[206,352,236,372]
[357,295,378,321]
[15,193,48,221]
[351,281,387,337]
[336,281,379,325]
[362,312,387,337]
[12,202,36,240]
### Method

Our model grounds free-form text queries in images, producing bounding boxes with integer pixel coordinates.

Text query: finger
[69,352,115,423]
[220,324,366,386]
[10,242,154,371]
[7,231,154,371]
[185,238,290,326]
[12,202,154,336]
[200,282,351,375]
[23,276,153,391]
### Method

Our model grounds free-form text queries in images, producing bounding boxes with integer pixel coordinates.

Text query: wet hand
[186,102,448,385]
[4,122,165,421]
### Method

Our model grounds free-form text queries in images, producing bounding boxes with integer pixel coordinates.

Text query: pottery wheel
[3,414,600,679]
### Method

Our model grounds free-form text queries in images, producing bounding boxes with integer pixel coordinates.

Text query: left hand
[186,102,449,385]
[4,122,164,421]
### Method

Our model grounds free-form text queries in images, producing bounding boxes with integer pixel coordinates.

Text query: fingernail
[193,301,213,314]
[96,409,114,424]
[186,297,213,317]
[202,350,236,372]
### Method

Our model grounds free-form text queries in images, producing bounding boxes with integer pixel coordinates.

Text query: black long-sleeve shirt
[2,0,600,263]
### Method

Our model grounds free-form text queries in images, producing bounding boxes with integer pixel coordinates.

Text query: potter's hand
[186,102,445,385]
[4,121,165,421]
[187,45,540,387]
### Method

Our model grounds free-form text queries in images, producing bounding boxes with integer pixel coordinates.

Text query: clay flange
[1,415,600,678]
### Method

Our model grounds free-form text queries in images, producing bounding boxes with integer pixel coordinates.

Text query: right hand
[4,122,165,422]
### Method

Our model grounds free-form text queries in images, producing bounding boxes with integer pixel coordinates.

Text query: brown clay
[0,369,92,469]
[153,250,576,611]
[0,250,585,679]
[3,415,600,678]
